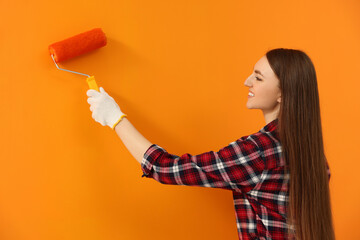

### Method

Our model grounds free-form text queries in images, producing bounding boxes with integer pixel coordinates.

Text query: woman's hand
[87,87,126,129]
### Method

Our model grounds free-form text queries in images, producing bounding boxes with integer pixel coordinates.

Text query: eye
[255,76,262,81]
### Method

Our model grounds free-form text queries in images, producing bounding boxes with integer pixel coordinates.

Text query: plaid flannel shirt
[140,118,331,239]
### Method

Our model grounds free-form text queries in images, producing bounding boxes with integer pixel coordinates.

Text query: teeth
[248,92,254,97]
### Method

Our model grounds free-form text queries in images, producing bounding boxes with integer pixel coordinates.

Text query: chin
[246,102,255,109]
[246,103,260,110]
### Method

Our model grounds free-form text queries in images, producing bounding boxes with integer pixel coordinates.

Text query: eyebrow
[254,69,264,77]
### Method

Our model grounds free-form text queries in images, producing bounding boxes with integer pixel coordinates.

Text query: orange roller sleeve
[48,28,107,63]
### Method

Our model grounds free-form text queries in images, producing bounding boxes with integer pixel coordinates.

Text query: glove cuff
[111,114,127,130]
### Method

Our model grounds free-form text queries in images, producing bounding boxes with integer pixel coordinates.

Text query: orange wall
[1,0,359,239]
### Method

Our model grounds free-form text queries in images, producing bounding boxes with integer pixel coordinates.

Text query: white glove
[86,87,127,130]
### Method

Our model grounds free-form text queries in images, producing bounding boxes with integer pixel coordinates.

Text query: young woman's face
[244,55,282,115]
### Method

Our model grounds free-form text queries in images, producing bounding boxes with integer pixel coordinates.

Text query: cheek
[257,87,279,104]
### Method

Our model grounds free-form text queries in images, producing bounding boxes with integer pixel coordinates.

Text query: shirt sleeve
[140,135,265,192]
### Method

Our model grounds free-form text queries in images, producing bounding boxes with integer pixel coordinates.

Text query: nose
[244,73,253,87]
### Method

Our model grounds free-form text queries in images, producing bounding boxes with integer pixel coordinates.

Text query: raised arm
[86,87,265,193]
[114,117,153,165]
[86,87,153,165]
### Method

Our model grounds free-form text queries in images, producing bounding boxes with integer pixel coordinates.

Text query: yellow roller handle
[86,76,99,91]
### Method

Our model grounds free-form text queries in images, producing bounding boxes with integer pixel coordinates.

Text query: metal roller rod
[51,54,90,77]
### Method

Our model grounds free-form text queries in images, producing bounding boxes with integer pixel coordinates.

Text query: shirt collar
[260,118,279,133]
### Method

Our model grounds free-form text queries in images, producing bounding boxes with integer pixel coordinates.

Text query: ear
[277,96,281,103]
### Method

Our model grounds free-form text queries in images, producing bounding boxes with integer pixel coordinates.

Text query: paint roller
[48,28,107,91]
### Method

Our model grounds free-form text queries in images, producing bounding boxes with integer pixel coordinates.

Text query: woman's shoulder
[240,125,281,149]
[239,128,284,169]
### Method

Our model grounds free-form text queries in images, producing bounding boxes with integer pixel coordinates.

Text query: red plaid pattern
[141,118,331,239]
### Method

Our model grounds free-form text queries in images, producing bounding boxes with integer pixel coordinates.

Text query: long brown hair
[265,48,335,239]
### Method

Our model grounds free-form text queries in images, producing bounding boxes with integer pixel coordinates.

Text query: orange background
[1,0,359,239]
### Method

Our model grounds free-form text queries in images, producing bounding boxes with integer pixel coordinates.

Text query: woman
[87,48,335,239]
